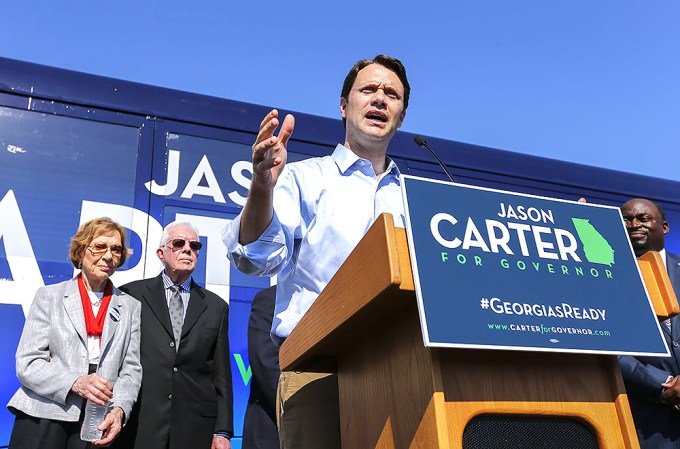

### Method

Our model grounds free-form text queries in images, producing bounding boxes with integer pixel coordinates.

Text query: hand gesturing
[251,109,295,192]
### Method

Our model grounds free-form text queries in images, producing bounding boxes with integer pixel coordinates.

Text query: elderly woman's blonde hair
[69,217,132,268]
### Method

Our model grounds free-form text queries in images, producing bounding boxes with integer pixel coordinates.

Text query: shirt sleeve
[222,165,308,277]
[221,211,288,276]
[618,354,673,402]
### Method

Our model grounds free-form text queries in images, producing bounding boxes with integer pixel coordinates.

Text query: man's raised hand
[238,109,295,245]
[251,109,295,191]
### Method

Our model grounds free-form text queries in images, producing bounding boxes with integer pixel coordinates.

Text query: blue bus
[1,57,679,448]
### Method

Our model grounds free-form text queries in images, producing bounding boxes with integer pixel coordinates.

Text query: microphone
[413,135,456,183]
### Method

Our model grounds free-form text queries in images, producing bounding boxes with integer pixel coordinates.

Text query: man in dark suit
[242,285,279,449]
[618,198,680,448]
[115,221,233,449]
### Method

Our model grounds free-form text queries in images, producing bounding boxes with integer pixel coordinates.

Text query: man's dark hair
[341,54,410,127]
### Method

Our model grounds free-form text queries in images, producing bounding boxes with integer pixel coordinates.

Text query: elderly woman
[7,217,142,449]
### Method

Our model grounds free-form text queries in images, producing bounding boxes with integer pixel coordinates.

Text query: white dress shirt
[222,144,405,343]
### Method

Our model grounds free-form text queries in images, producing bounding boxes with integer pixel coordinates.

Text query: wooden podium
[279,214,671,449]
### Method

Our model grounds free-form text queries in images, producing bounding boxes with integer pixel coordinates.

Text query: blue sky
[3,1,679,181]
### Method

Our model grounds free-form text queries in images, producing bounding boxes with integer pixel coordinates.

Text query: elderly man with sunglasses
[113,222,233,449]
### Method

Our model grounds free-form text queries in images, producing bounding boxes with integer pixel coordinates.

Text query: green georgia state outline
[571,218,615,266]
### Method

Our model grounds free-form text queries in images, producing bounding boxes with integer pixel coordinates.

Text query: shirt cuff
[223,212,287,276]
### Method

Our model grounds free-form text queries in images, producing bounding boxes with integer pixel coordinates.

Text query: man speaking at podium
[618,198,680,448]
[222,54,409,448]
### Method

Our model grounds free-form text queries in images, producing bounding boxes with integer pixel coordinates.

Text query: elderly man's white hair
[159,221,200,247]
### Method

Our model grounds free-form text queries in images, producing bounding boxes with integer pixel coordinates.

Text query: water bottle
[80,399,110,442]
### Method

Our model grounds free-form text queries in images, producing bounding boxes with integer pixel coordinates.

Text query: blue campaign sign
[402,175,669,356]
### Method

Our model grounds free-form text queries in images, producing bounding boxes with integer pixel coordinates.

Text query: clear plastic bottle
[80,399,110,442]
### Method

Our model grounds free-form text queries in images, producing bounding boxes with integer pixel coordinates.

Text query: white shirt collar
[659,248,667,267]
[331,144,401,177]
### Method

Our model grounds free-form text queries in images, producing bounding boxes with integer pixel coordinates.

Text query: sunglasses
[87,244,123,258]
[167,238,202,252]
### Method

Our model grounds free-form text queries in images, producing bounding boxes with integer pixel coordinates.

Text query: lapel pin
[109,307,121,322]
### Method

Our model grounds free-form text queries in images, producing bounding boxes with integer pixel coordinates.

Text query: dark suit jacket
[242,286,280,449]
[619,251,680,448]
[114,274,233,449]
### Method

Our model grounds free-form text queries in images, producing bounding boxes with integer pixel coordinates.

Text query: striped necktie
[663,318,672,332]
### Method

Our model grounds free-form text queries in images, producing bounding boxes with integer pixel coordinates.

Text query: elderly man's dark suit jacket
[619,251,680,448]
[114,273,233,449]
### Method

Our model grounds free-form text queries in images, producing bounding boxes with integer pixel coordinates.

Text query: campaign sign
[402,175,668,356]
